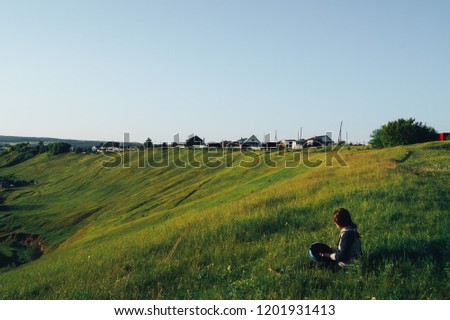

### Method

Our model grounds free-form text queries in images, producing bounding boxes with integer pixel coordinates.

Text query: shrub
[370,118,437,148]
[25,243,43,261]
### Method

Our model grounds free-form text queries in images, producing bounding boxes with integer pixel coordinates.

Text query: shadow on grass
[228,208,326,244]
[0,204,42,212]
[360,238,448,273]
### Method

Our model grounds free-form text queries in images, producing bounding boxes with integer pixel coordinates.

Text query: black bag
[308,242,333,262]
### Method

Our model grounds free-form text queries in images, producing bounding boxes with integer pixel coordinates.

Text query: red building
[438,132,450,141]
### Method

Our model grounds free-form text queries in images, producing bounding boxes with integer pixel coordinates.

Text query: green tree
[37,141,47,154]
[47,142,72,156]
[144,138,153,149]
[83,146,93,154]
[370,118,437,148]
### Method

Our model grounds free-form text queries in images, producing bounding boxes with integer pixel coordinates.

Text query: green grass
[0,143,449,299]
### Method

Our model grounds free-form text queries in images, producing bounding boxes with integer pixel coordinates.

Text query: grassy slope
[0,144,449,299]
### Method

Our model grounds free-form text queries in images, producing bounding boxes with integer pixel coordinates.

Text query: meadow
[0,142,449,299]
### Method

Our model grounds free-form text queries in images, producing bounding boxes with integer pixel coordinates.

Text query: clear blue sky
[1,0,449,144]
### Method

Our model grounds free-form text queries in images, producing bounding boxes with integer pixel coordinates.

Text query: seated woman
[319,208,362,267]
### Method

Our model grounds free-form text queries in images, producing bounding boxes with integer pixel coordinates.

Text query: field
[0,142,449,299]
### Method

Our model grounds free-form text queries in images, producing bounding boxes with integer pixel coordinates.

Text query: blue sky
[1,0,449,144]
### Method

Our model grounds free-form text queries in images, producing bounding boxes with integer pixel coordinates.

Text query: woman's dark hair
[333,208,360,237]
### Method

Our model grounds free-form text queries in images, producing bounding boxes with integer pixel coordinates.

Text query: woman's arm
[320,231,355,261]
[334,231,356,262]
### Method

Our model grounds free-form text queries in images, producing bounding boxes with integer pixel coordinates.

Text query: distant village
[0,132,356,156]
[92,133,341,153]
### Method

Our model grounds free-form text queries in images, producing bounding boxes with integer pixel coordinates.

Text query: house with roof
[283,139,301,149]
[227,135,261,149]
[306,135,334,147]
[172,142,186,148]
[226,139,242,149]
[221,140,232,148]
[186,135,205,147]
[99,141,121,152]
[263,142,278,150]
[297,139,307,148]
[207,142,223,149]
[241,135,261,149]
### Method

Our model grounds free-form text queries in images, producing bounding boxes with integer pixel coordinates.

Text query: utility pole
[338,121,343,145]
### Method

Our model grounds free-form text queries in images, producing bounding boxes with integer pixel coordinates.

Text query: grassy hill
[0,143,449,299]
[0,135,104,148]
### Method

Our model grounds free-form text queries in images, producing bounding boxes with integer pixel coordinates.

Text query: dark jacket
[331,226,362,264]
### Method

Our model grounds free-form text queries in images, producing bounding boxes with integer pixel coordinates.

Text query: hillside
[0,135,105,148]
[0,143,449,299]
